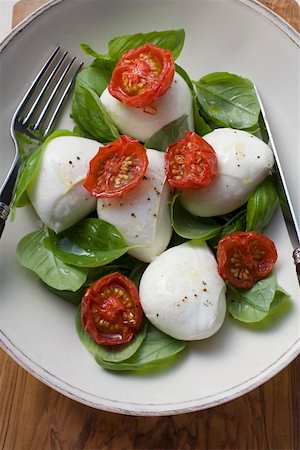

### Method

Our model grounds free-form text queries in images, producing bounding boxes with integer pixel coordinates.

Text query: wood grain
[1,348,299,449]
[260,0,300,32]
[1,1,300,449]
[12,0,51,28]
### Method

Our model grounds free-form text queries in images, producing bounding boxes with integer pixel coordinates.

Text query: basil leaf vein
[43,218,140,268]
[193,72,260,129]
[16,227,87,291]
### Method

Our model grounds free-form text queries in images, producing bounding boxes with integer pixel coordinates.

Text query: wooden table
[1,1,299,449]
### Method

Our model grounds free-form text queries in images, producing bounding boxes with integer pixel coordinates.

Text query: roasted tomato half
[165,131,218,189]
[84,135,148,198]
[217,231,278,289]
[108,43,175,108]
[81,272,143,346]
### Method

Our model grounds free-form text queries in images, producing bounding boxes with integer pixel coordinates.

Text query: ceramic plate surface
[0,0,299,416]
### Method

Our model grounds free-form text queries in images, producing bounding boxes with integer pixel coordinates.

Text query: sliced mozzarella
[97,148,172,263]
[180,128,274,217]
[139,241,226,341]
[27,135,101,233]
[100,72,194,142]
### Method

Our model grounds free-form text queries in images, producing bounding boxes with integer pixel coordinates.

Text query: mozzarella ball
[97,149,172,263]
[179,128,274,217]
[139,241,226,340]
[27,135,101,233]
[100,72,194,142]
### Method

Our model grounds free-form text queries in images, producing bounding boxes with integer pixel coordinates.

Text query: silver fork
[0,47,83,238]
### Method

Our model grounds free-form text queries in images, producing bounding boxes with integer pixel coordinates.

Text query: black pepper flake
[131,213,136,218]
[143,176,148,180]
[156,313,159,317]
[77,156,80,160]
[69,161,73,165]
[194,294,197,297]
[147,197,151,201]
[153,213,157,217]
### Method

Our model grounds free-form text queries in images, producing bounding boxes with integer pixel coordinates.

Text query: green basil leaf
[257,112,269,144]
[227,274,281,323]
[76,306,148,363]
[43,255,144,303]
[171,194,221,240]
[95,325,187,372]
[12,143,43,212]
[74,61,112,96]
[14,131,41,162]
[208,209,246,250]
[16,227,87,291]
[144,115,190,151]
[44,282,86,305]
[193,72,260,129]
[108,29,185,61]
[175,64,211,136]
[268,287,291,317]
[128,261,148,287]
[227,294,269,323]
[80,42,113,67]
[43,266,119,304]
[175,63,193,90]
[11,130,40,211]
[192,97,212,136]
[85,258,137,283]
[71,80,119,142]
[72,124,95,139]
[43,218,138,268]
[246,176,278,232]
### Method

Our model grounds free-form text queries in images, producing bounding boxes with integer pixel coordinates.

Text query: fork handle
[0,203,10,238]
[293,248,300,282]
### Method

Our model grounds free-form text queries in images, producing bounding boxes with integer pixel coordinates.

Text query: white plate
[0,0,299,416]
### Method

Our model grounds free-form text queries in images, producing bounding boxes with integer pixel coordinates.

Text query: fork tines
[16,47,83,139]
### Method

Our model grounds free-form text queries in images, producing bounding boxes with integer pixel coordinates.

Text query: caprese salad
[14,29,291,373]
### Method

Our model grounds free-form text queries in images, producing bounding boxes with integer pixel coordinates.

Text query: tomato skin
[217,231,278,289]
[84,135,148,198]
[81,272,143,346]
[165,131,218,189]
[108,43,175,108]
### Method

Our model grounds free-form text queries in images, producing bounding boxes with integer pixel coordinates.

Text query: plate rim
[1,327,299,416]
[0,0,299,416]
[0,0,299,52]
